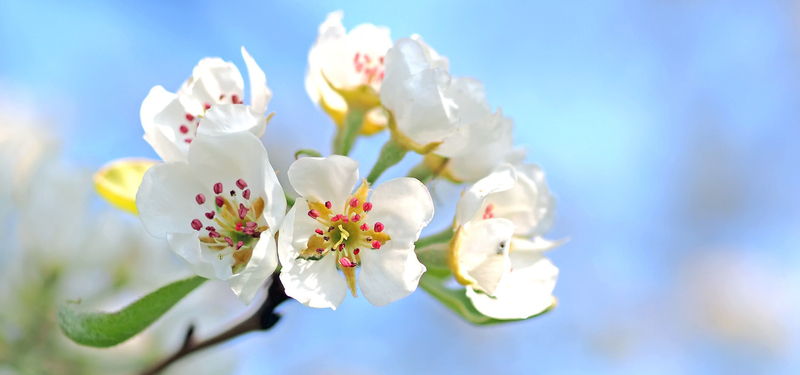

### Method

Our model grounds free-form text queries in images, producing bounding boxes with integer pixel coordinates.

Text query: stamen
[328,226,335,232]
[349,198,359,207]
[236,179,248,189]
[195,194,206,204]
[325,201,332,209]
[308,209,321,219]
[351,214,361,222]
[205,211,215,219]
[230,190,236,197]
[339,258,356,267]
[363,202,373,212]
[232,94,241,104]
[371,240,381,249]
[316,248,324,254]
[225,237,233,247]
[236,241,244,250]
[185,114,195,121]
[360,223,368,231]
[204,103,211,110]
[366,237,372,242]
[205,226,216,232]
[243,189,251,200]
[236,222,244,231]
[353,248,360,255]
[180,125,189,134]
[315,229,324,235]
[331,214,341,222]
[213,183,223,194]
[209,231,221,238]
[323,236,330,241]
[191,219,202,231]
[238,204,249,219]
[374,222,384,232]
[215,196,224,207]
[184,138,192,143]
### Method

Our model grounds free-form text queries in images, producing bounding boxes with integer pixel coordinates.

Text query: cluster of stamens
[177,93,245,144]
[299,181,390,296]
[353,52,385,86]
[189,178,267,273]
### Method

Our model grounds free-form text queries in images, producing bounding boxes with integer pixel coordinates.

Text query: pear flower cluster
[127,10,562,322]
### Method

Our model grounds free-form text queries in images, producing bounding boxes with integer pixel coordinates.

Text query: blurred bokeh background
[2,0,800,374]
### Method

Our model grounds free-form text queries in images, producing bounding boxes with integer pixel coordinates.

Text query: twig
[140,273,289,375]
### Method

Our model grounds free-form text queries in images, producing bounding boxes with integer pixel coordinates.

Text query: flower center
[300,181,390,296]
[190,178,267,273]
[178,93,244,144]
[353,52,385,86]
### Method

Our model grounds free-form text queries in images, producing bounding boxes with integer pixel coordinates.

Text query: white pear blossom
[431,77,526,182]
[141,47,272,162]
[380,37,459,149]
[305,11,392,133]
[278,155,433,309]
[136,113,286,305]
[451,163,560,320]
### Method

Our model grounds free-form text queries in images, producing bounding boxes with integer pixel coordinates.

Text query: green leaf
[58,276,206,347]
[419,273,555,325]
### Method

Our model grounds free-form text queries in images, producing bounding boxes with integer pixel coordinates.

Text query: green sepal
[58,276,206,348]
[294,149,323,159]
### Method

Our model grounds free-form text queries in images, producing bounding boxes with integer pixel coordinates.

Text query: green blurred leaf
[419,272,555,325]
[58,276,206,347]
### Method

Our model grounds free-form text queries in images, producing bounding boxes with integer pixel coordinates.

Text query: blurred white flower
[141,47,272,162]
[451,164,559,319]
[136,122,286,305]
[380,37,460,150]
[305,10,392,135]
[278,155,433,309]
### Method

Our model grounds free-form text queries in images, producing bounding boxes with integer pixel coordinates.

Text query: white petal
[287,155,359,207]
[227,230,279,305]
[241,46,272,114]
[196,104,266,139]
[140,86,189,162]
[305,11,348,109]
[367,178,434,243]
[278,203,347,309]
[511,236,565,253]
[466,255,558,320]
[358,240,426,307]
[455,164,516,226]
[457,218,515,295]
[380,38,431,108]
[392,68,459,146]
[447,113,524,182]
[445,77,490,124]
[410,34,449,70]
[182,58,244,106]
[136,162,206,238]
[487,163,556,237]
[167,232,218,279]
[188,131,285,230]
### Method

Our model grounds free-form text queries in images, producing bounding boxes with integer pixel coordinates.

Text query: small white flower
[136,116,286,305]
[380,37,459,149]
[431,77,526,182]
[305,11,392,134]
[278,155,434,309]
[451,163,559,319]
[141,47,272,162]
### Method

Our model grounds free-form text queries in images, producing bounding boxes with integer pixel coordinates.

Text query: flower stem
[415,227,454,249]
[366,138,408,184]
[139,274,289,375]
[332,108,365,156]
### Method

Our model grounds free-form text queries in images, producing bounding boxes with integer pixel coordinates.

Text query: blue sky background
[2,0,800,373]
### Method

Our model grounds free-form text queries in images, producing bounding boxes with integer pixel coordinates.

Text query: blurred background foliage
[1,0,800,374]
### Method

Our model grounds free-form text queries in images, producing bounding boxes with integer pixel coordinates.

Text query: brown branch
[140,273,289,375]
